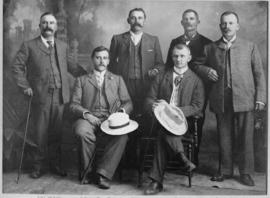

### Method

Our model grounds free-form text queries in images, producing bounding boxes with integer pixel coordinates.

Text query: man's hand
[207,68,219,82]
[23,88,33,97]
[255,102,265,111]
[84,113,101,126]
[152,99,166,112]
[148,68,159,78]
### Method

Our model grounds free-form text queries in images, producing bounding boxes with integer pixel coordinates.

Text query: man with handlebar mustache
[109,8,164,166]
[12,12,84,179]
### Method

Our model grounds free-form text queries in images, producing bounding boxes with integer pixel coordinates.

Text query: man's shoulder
[112,31,130,39]
[197,34,212,44]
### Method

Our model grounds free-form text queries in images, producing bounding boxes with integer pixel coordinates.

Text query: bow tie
[174,75,183,86]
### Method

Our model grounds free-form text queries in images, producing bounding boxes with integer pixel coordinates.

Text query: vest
[92,84,110,118]
[48,46,62,88]
[128,40,142,79]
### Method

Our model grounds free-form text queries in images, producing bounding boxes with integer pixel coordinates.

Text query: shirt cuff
[83,111,90,119]
[256,101,265,106]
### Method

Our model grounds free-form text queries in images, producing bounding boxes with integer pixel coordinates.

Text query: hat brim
[100,120,138,135]
[154,103,188,136]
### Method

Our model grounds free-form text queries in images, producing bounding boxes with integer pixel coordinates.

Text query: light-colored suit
[70,71,133,180]
[194,37,266,175]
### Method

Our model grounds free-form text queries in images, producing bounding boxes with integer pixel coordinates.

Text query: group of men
[12,7,266,195]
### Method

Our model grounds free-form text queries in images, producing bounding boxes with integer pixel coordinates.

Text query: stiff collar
[40,35,54,48]
[94,69,106,78]
[173,66,188,75]
[130,31,143,45]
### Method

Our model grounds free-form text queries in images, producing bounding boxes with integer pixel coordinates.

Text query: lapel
[164,69,174,94]
[36,36,50,55]
[104,71,114,98]
[216,37,227,50]
[87,71,99,90]
[54,39,64,74]
[122,31,131,48]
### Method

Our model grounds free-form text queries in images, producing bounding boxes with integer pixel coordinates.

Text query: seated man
[70,46,133,189]
[144,44,205,195]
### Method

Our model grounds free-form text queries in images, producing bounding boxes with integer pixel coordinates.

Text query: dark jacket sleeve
[108,35,118,74]
[180,78,205,117]
[12,42,31,91]
[69,77,89,118]
[118,76,133,114]
[144,74,161,114]
[165,39,174,68]
[191,45,212,82]
[153,36,165,72]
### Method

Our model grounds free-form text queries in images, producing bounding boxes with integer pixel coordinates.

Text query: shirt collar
[223,35,236,44]
[94,69,107,78]
[173,66,188,76]
[184,32,197,41]
[40,35,54,48]
[130,30,143,38]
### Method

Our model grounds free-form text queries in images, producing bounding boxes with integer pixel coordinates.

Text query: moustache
[133,23,143,27]
[44,28,53,32]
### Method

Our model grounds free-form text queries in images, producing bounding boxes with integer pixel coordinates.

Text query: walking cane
[16,95,32,184]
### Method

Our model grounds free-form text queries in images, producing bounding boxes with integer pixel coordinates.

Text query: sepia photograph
[1,0,268,197]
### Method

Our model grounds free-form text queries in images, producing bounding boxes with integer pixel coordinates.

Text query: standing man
[194,11,266,186]
[109,7,164,165]
[144,44,204,195]
[109,8,164,116]
[70,46,132,189]
[166,9,212,166]
[12,12,81,178]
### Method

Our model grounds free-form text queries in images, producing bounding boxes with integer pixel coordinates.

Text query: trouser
[73,119,128,180]
[149,126,184,184]
[31,88,64,170]
[216,89,254,175]
[125,78,146,116]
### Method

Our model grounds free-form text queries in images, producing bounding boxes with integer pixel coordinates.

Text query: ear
[127,17,130,24]
[197,19,200,24]
[236,23,240,31]
[181,20,184,26]
[187,54,192,63]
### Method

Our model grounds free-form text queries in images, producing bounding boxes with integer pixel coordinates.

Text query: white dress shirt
[130,31,143,46]
[40,35,54,48]
[94,69,106,88]
[170,66,188,106]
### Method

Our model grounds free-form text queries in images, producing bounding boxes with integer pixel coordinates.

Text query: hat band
[109,121,130,129]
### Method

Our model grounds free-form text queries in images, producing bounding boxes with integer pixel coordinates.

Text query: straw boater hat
[154,101,188,135]
[101,111,138,135]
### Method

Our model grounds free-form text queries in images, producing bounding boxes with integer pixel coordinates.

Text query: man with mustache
[193,11,266,186]
[70,46,132,189]
[109,8,164,165]
[166,9,212,167]
[12,12,84,179]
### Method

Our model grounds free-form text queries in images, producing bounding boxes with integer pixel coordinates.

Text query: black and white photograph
[1,0,268,197]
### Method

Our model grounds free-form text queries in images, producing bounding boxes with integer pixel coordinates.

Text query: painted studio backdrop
[3,0,267,173]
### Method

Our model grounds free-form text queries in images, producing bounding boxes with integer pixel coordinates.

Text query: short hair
[172,44,191,55]
[128,8,146,19]
[182,9,199,20]
[220,11,239,23]
[91,46,110,58]
[40,12,56,22]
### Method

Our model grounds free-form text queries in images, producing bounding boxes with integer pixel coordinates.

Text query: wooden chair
[137,116,199,187]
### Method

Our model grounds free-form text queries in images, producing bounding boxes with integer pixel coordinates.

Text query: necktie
[47,40,53,51]
[174,75,183,86]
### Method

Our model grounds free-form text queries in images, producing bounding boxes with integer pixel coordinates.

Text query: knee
[73,120,96,142]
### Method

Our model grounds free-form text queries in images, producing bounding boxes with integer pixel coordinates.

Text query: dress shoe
[239,174,255,186]
[144,181,163,195]
[50,166,67,177]
[210,173,232,182]
[97,175,110,189]
[179,153,196,171]
[30,169,44,179]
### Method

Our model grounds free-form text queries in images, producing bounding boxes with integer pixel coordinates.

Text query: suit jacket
[12,36,75,104]
[70,71,133,118]
[166,33,212,70]
[145,68,205,118]
[193,37,266,113]
[109,31,164,83]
